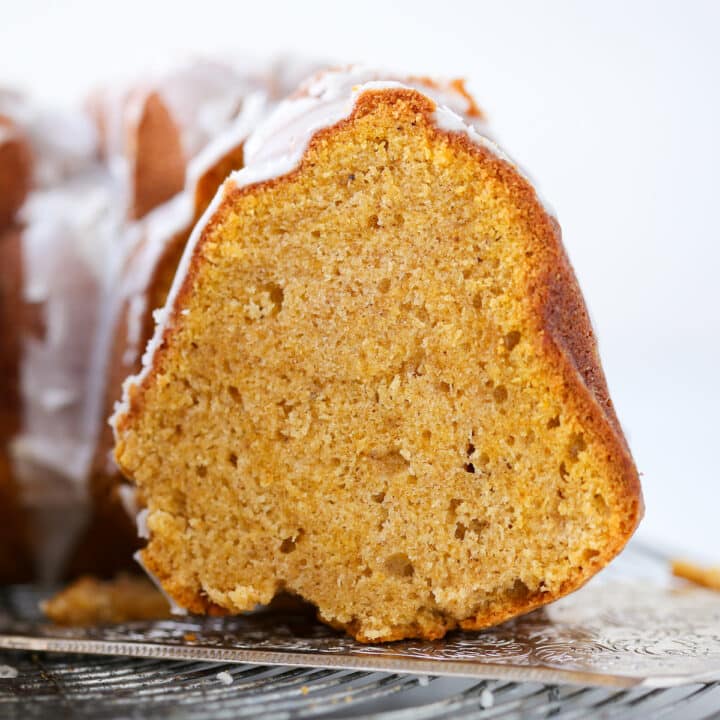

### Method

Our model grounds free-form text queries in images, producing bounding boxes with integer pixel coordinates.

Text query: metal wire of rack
[2,651,720,719]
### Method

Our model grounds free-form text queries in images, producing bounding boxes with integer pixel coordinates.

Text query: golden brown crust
[537,224,643,533]
[89,88,186,219]
[406,76,486,121]
[0,116,32,230]
[128,91,186,220]
[193,143,245,216]
[117,88,642,640]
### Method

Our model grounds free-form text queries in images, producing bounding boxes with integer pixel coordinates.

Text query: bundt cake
[0,61,306,580]
[113,68,643,642]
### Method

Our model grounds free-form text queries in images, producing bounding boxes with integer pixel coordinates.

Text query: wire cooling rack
[1,542,720,719]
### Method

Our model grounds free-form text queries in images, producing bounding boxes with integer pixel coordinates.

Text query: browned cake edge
[116,89,643,636]
[128,91,186,221]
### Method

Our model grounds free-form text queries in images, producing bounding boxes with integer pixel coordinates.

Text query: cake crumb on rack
[216,671,233,685]
[42,574,171,625]
[671,559,720,591]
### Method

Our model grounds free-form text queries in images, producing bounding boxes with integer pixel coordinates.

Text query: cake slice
[113,69,642,642]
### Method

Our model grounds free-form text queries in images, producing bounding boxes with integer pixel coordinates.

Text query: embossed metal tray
[1,542,720,718]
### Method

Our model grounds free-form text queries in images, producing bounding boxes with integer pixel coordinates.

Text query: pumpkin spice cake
[113,68,642,642]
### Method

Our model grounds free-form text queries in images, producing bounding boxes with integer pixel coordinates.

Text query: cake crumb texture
[672,559,720,591]
[42,574,172,625]
[115,91,642,642]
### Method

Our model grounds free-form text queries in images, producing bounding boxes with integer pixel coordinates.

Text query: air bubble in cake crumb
[216,671,233,685]
[480,687,494,708]
[0,665,18,679]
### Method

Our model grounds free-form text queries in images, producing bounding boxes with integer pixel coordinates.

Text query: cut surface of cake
[113,68,642,642]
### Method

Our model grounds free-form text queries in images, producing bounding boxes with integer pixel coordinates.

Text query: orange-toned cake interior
[115,86,641,642]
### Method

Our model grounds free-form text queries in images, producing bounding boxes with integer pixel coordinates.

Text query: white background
[2,0,718,558]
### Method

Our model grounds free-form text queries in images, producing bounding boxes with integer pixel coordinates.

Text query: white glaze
[234,68,488,191]
[117,483,140,519]
[159,55,325,157]
[185,90,269,191]
[0,90,99,188]
[123,294,147,366]
[158,59,269,159]
[92,57,320,211]
[136,508,150,540]
[13,168,120,506]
